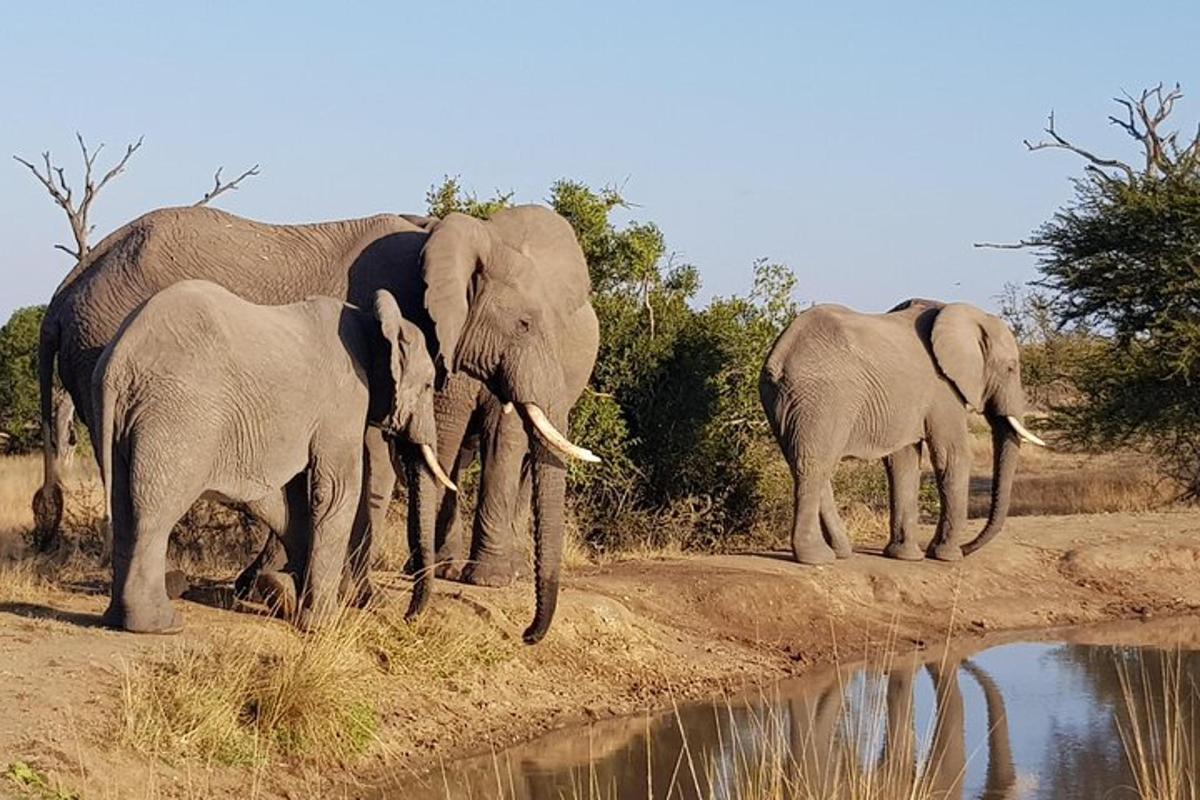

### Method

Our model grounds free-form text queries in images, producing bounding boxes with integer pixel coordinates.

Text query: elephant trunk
[403,453,437,620]
[961,417,1021,556]
[522,431,567,645]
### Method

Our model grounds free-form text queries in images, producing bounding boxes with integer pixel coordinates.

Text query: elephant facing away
[91,280,451,633]
[759,299,1045,566]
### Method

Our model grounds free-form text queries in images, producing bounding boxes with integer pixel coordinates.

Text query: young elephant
[92,280,454,633]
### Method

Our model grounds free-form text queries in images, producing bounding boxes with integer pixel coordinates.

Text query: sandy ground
[3,510,1200,799]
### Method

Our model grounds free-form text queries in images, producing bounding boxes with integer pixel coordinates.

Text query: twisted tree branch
[193,164,260,207]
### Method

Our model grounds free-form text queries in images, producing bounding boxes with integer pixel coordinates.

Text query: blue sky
[2,2,1197,321]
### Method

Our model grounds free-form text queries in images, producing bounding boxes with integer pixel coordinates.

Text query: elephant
[759,298,1045,566]
[91,280,454,633]
[36,204,598,643]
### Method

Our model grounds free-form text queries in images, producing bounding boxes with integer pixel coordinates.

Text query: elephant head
[419,205,599,641]
[369,289,456,492]
[918,301,1045,554]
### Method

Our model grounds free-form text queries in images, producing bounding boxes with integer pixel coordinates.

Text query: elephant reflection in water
[786,653,1019,800]
[427,652,1019,800]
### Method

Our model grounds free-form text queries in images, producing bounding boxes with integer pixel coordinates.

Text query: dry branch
[13,133,144,260]
[1023,110,1137,183]
[193,164,260,207]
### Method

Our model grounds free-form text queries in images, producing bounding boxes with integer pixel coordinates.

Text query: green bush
[0,305,45,453]
[1016,85,1200,496]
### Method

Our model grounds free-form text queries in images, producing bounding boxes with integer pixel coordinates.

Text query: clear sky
[2,1,1197,321]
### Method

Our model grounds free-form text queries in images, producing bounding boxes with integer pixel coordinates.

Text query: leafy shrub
[0,306,45,453]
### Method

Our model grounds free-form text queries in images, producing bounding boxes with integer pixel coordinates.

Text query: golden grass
[121,589,519,769]
[1118,649,1200,800]
[122,606,380,767]
[0,557,55,604]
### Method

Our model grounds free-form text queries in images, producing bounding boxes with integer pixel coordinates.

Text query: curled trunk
[961,418,1021,556]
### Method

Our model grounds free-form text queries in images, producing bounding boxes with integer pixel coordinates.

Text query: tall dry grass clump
[1118,649,1200,800]
[122,607,380,767]
[121,591,518,768]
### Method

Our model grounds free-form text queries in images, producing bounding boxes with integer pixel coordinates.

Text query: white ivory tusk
[523,404,601,463]
[1006,416,1047,447]
[420,444,458,491]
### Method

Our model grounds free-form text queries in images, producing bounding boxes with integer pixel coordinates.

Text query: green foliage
[0,305,45,453]
[425,175,513,220]
[545,180,800,549]
[3,761,78,800]
[996,283,1106,411]
[1025,86,1200,495]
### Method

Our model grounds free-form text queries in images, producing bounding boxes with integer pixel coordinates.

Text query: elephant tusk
[501,402,514,415]
[1006,416,1047,447]
[522,404,601,463]
[420,444,458,492]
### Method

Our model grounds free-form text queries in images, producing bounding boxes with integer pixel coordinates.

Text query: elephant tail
[32,314,65,549]
[93,368,117,550]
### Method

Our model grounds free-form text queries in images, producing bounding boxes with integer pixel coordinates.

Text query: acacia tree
[994,84,1200,495]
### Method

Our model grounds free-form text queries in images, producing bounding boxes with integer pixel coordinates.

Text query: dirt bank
[3,510,1200,799]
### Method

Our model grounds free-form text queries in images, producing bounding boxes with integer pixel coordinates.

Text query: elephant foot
[460,557,516,588]
[830,539,854,560]
[339,572,375,609]
[102,600,184,635]
[434,560,466,581]
[884,542,925,561]
[791,541,837,566]
[164,569,191,600]
[928,542,964,562]
[254,570,298,620]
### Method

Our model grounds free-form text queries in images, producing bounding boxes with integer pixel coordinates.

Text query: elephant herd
[30,204,1042,644]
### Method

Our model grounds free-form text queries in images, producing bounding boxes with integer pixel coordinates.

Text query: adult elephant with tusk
[759,298,1044,565]
[34,204,597,643]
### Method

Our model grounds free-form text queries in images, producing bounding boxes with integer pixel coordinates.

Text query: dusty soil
[3,510,1200,799]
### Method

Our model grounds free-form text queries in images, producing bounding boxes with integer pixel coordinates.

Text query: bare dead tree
[193,164,260,207]
[977,83,1200,249]
[13,133,143,260]
[15,134,261,261]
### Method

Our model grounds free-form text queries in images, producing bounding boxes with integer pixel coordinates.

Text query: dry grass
[120,589,519,769]
[1118,649,1200,800]
[122,614,379,767]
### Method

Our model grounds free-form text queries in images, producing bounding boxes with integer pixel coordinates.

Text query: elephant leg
[926,659,966,799]
[883,443,925,561]
[343,428,395,606]
[463,399,528,587]
[880,656,918,785]
[791,467,837,565]
[819,481,853,559]
[297,453,359,631]
[234,475,305,597]
[927,427,970,562]
[103,454,187,634]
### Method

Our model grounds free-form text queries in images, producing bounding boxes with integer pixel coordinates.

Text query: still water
[403,626,1200,800]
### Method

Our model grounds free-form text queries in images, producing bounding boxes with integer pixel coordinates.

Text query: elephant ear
[373,289,413,430]
[421,213,490,374]
[931,303,987,411]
